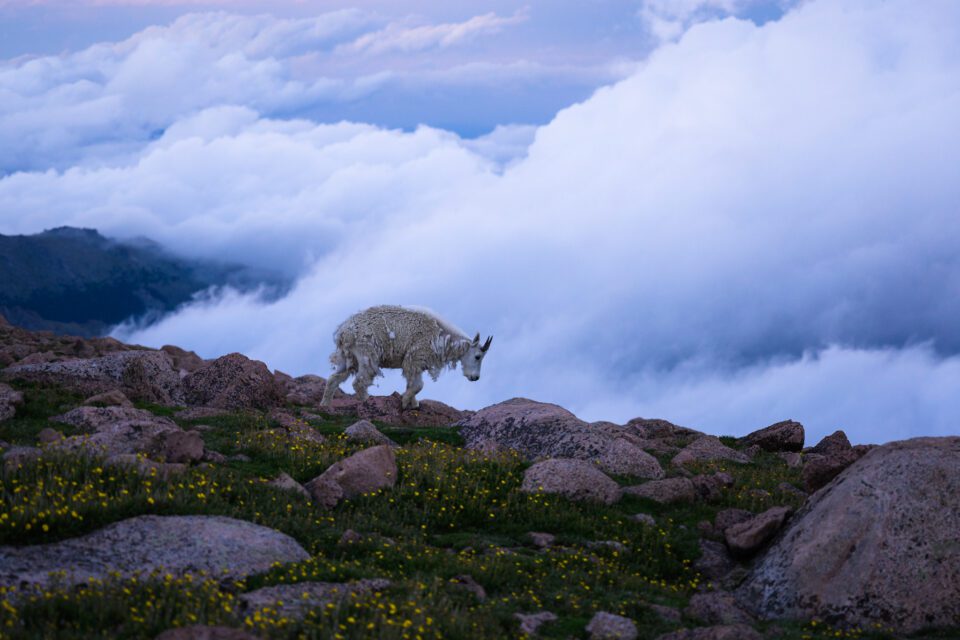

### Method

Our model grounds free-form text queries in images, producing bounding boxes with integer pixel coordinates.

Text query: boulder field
[0,317,957,638]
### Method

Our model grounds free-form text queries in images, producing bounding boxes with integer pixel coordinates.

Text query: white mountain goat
[319,305,492,410]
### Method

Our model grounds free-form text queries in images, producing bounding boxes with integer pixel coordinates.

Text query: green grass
[0,384,953,640]
[0,381,83,445]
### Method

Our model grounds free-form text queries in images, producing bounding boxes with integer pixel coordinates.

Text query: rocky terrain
[0,314,957,639]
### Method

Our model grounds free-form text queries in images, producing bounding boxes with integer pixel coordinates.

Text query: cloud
[339,10,528,57]
[638,0,795,42]
[3,0,960,446]
[0,8,618,171]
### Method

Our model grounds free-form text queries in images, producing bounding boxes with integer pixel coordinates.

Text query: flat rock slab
[239,579,390,619]
[0,515,309,590]
[3,350,185,405]
[738,437,960,634]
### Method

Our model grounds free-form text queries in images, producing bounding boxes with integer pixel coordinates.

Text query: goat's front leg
[401,370,424,410]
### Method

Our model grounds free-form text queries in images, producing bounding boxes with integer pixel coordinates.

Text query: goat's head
[460,333,492,381]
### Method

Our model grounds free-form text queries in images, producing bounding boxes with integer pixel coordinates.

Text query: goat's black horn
[482,335,493,352]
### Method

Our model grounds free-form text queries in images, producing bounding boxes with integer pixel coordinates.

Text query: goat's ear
[472,332,480,345]
[482,336,493,352]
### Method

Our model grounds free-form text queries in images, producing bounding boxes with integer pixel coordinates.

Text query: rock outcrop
[50,406,184,458]
[458,398,664,479]
[521,458,621,505]
[738,437,960,633]
[0,515,310,591]
[3,350,185,405]
[623,478,696,504]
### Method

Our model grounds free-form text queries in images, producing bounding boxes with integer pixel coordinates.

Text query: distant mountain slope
[0,227,287,336]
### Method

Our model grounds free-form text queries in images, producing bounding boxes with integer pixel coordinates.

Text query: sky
[1,0,958,445]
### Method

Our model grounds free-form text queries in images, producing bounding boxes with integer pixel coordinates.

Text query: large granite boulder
[0,515,310,591]
[521,458,621,505]
[737,420,804,452]
[3,350,185,405]
[737,437,960,634]
[458,398,664,479]
[622,478,696,504]
[723,506,791,558]
[183,353,283,410]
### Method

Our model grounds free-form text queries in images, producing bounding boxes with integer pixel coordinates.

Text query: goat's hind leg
[351,354,377,402]
[401,365,424,410]
[320,350,353,406]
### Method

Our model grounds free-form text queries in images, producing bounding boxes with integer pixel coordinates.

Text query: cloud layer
[2,0,959,445]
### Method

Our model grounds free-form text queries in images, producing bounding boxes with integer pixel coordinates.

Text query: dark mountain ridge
[0,226,288,336]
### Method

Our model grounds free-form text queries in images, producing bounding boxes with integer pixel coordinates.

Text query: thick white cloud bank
[3,0,960,445]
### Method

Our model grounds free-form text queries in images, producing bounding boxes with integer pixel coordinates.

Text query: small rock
[228,453,251,463]
[777,482,807,499]
[713,509,754,535]
[685,592,754,625]
[631,513,656,527]
[649,604,682,624]
[174,407,231,421]
[528,532,555,548]
[801,450,862,492]
[83,389,134,408]
[691,472,734,501]
[344,419,397,447]
[268,472,310,499]
[673,437,750,467]
[239,579,390,620]
[654,625,762,640]
[587,540,628,553]
[585,611,638,640]
[521,459,621,505]
[36,427,64,444]
[776,451,802,468]
[160,345,206,374]
[738,420,805,452]
[202,450,227,463]
[724,506,791,558]
[623,478,696,504]
[807,429,851,455]
[338,529,364,545]
[514,611,558,635]
[451,574,486,602]
[154,626,261,640]
[304,474,344,509]
[157,430,205,464]
[2,445,41,472]
[310,445,397,500]
[106,453,186,479]
[0,382,25,422]
[693,539,737,581]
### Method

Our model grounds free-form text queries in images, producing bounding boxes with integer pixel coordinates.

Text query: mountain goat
[319,305,492,410]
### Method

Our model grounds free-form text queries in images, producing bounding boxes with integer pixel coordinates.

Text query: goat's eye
[475,355,482,360]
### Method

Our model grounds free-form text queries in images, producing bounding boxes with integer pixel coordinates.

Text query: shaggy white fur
[319,305,492,409]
